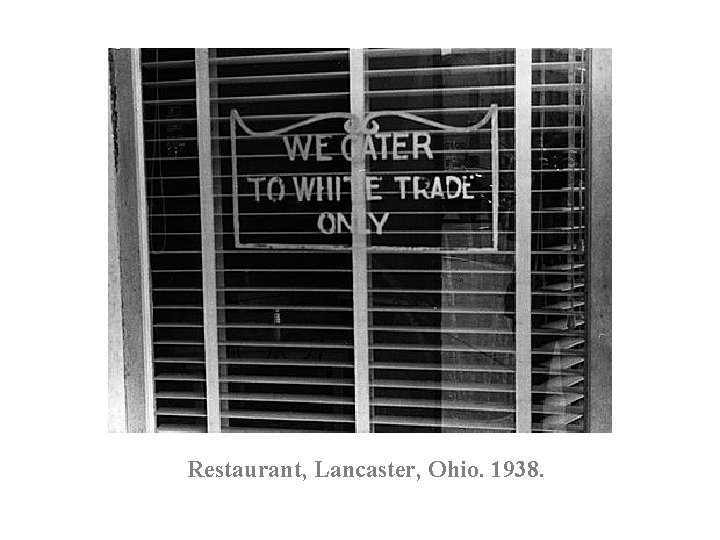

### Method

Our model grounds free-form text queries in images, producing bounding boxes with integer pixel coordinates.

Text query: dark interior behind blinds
[211,49,356,432]
[141,49,207,432]
[530,48,588,432]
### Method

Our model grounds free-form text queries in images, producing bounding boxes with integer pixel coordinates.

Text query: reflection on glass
[364,49,517,432]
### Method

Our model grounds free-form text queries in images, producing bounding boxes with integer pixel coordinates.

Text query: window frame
[108,48,611,433]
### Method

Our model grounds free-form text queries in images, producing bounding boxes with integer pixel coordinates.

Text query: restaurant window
[110,48,611,433]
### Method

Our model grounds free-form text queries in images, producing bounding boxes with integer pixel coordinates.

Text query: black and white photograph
[109,48,612,433]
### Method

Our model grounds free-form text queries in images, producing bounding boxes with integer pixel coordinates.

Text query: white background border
[2,2,718,538]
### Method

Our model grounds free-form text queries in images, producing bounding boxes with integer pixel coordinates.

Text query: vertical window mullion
[129,48,156,432]
[350,48,370,432]
[514,49,533,432]
[195,48,221,432]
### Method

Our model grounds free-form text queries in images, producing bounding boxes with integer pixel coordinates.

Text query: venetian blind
[530,49,588,432]
[211,49,356,432]
[364,49,517,432]
[141,49,208,432]
[139,48,592,433]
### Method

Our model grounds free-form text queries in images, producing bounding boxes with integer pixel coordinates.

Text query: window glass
[139,48,591,433]
[364,49,517,432]
[213,49,356,432]
[530,48,588,433]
